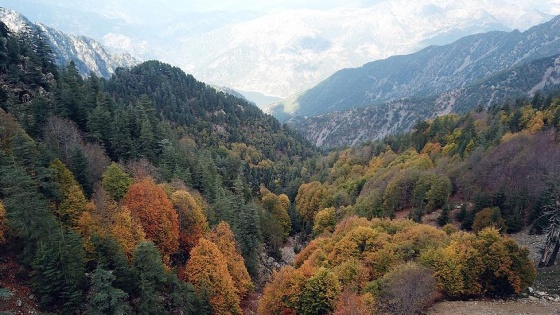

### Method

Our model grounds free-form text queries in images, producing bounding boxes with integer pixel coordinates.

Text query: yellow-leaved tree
[296,181,331,223]
[0,201,8,244]
[208,221,253,299]
[49,159,88,230]
[88,187,146,258]
[260,186,291,239]
[185,238,242,315]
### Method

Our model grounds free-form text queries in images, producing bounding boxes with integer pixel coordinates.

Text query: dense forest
[0,21,317,314]
[0,19,558,315]
[256,89,560,313]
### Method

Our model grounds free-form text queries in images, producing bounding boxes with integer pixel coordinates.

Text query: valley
[1,2,560,315]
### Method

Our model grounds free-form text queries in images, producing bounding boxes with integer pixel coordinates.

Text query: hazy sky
[13,0,558,12]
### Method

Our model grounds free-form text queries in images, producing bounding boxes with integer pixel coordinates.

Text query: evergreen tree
[87,266,130,315]
[132,242,167,315]
[32,230,86,313]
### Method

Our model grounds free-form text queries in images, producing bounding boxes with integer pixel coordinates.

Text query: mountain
[0,8,136,78]
[0,23,319,314]
[289,53,560,148]
[5,1,558,101]
[269,14,560,119]
[177,0,552,98]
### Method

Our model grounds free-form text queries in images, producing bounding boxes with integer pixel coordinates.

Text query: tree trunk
[539,224,560,267]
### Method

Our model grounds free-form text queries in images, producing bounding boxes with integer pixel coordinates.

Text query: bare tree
[539,196,560,267]
[43,116,83,163]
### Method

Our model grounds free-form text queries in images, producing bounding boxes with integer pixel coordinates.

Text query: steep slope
[270,15,560,118]
[290,54,560,148]
[0,8,136,78]
[8,1,556,99]
[179,1,549,98]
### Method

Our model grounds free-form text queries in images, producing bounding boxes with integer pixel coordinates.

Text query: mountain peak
[0,7,137,78]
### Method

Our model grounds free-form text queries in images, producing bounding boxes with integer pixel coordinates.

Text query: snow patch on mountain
[0,8,137,78]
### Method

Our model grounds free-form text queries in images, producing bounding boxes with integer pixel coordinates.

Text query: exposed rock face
[270,15,560,119]
[0,8,137,78]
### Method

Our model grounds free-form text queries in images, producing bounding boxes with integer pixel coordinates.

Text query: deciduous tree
[185,238,241,315]
[170,189,208,258]
[207,221,253,299]
[0,202,7,244]
[101,163,132,201]
[123,178,179,261]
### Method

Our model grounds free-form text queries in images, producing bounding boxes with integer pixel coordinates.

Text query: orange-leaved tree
[88,186,145,258]
[123,178,179,261]
[258,266,307,315]
[185,238,241,315]
[207,221,253,299]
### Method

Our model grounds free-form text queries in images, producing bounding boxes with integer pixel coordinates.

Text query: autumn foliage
[260,186,291,239]
[170,189,208,256]
[296,181,331,223]
[0,202,8,244]
[49,159,89,230]
[207,221,253,299]
[259,217,536,314]
[185,238,242,315]
[122,178,179,260]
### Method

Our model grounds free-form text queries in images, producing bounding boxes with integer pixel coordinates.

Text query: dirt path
[428,299,560,315]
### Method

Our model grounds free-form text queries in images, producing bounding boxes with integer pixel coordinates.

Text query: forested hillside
[0,22,316,314]
[289,53,560,148]
[0,16,556,315]
[259,91,560,313]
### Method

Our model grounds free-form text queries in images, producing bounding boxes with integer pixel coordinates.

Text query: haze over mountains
[6,0,560,106]
[280,16,560,148]
[3,1,560,149]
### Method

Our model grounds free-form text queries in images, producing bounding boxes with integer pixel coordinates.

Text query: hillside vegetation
[0,21,315,314]
[259,91,560,313]
[0,17,557,315]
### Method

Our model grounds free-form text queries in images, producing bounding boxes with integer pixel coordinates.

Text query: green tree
[87,266,130,315]
[101,162,133,201]
[132,242,167,315]
[32,231,86,313]
[296,267,341,315]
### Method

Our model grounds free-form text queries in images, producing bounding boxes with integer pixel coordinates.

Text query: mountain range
[274,15,560,148]
[0,7,136,78]
[169,0,555,99]
[5,1,559,103]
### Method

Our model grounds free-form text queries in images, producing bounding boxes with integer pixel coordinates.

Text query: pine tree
[132,242,167,315]
[32,230,86,313]
[70,146,93,197]
[87,267,130,315]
